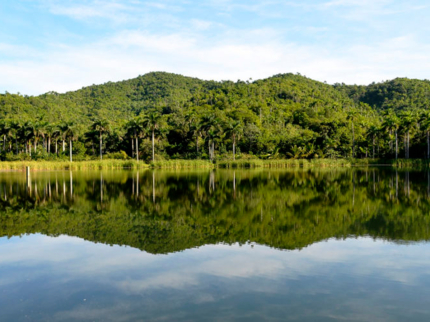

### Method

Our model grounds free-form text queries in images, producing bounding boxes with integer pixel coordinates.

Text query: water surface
[1,168,430,321]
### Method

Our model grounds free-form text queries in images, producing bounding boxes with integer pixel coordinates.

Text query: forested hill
[1,72,430,161]
[0,72,361,125]
[335,78,430,111]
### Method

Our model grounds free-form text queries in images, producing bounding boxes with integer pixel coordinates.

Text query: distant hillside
[335,78,430,111]
[1,72,357,125]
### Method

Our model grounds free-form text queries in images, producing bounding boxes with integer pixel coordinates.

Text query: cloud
[2,0,430,94]
[2,25,430,95]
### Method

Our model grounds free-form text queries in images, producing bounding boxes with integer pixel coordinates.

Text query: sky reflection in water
[1,169,430,321]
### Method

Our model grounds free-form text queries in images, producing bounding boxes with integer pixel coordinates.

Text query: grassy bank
[0,160,150,171]
[150,160,215,169]
[2,158,430,171]
[217,159,352,168]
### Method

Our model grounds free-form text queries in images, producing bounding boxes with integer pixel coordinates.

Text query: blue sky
[1,0,430,95]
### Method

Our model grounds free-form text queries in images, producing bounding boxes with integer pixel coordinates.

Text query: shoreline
[1,158,429,171]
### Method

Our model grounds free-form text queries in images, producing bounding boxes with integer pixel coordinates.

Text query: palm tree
[10,121,21,155]
[200,114,220,161]
[125,118,143,161]
[0,121,10,153]
[58,122,71,153]
[142,111,162,162]
[45,124,58,154]
[400,111,417,159]
[225,120,243,160]
[347,110,358,158]
[421,111,430,159]
[84,129,98,157]
[1,121,13,153]
[22,121,34,156]
[32,121,46,153]
[367,125,380,159]
[61,122,75,162]
[382,113,400,159]
[185,110,201,156]
[51,128,61,156]
[91,119,111,160]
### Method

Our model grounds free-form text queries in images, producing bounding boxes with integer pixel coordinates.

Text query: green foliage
[2,72,430,161]
[106,151,130,160]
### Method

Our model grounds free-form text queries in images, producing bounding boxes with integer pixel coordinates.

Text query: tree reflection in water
[1,168,430,254]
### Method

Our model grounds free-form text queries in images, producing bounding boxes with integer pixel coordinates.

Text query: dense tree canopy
[1,72,430,161]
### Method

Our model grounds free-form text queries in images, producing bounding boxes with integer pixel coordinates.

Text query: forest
[1,72,430,162]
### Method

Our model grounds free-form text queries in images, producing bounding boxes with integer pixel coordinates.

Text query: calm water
[1,168,430,321]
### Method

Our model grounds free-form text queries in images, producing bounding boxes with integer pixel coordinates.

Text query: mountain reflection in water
[1,168,429,253]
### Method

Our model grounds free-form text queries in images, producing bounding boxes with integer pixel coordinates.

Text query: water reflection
[1,168,430,253]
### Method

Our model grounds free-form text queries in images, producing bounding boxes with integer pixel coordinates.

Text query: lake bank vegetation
[2,72,430,165]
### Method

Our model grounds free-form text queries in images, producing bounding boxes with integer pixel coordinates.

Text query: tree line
[2,72,430,161]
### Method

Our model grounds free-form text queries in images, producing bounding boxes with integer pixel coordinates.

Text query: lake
[1,168,430,321]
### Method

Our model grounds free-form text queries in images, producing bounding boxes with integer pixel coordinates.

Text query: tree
[61,122,75,162]
[421,111,430,159]
[59,122,71,153]
[125,118,143,161]
[45,124,58,154]
[225,120,243,160]
[400,111,417,159]
[10,121,21,155]
[382,113,400,159]
[367,125,380,159]
[0,121,9,153]
[142,111,163,162]
[200,114,220,161]
[185,110,201,156]
[347,110,358,158]
[91,119,111,160]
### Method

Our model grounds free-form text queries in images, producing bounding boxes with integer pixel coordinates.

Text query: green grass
[3,158,430,171]
[217,159,352,168]
[0,160,149,171]
[151,160,215,169]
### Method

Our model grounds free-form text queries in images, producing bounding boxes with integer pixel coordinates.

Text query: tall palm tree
[10,121,21,155]
[367,125,381,159]
[58,122,71,153]
[142,111,163,162]
[382,113,400,159]
[51,128,61,156]
[0,121,10,153]
[22,121,34,156]
[2,121,13,153]
[91,119,111,160]
[84,129,98,157]
[185,110,201,156]
[225,120,243,160]
[200,114,220,161]
[347,110,358,158]
[125,117,143,161]
[421,111,430,159]
[61,122,75,162]
[32,121,46,153]
[400,111,417,159]
[45,124,58,155]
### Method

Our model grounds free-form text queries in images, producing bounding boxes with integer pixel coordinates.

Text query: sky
[1,0,430,95]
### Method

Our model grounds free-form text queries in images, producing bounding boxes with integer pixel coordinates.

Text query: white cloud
[2,0,430,94]
[2,26,430,95]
